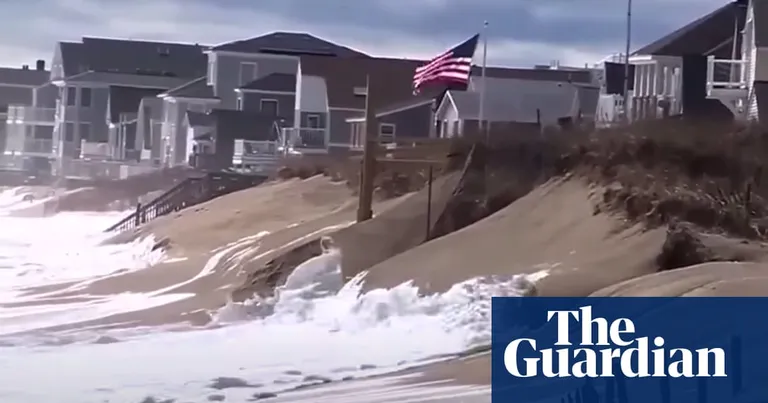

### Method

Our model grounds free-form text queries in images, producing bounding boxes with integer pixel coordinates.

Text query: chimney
[21,65,29,70]
[36,60,45,71]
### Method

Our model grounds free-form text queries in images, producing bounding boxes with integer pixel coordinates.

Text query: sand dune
[591,261,768,296]
[360,178,666,296]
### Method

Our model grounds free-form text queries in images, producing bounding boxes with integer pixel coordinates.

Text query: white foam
[0,207,550,402]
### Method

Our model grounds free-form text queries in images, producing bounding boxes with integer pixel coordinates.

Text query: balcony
[6,105,56,125]
[706,56,748,97]
[282,128,327,154]
[706,56,749,117]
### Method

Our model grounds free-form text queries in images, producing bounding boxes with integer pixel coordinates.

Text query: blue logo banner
[491,297,768,403]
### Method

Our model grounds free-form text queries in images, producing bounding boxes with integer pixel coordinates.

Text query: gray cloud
[0,0,731,69]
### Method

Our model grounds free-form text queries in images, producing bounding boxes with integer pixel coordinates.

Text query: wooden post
[134,202,142,227]
[357,74,376,222]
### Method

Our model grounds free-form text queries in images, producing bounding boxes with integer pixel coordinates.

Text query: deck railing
[105,171,268,232]
[706,56,748,94]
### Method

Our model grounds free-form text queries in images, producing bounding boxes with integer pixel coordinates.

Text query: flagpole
[480,21,489,141]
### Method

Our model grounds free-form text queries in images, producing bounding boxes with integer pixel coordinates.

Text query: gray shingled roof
[240,73,296,92]
[212,32,368,57]
[64,71,190,88]
[57,37,209,81]
[634,0,746,56]
[0,67,49,86]
[161,76,216,99]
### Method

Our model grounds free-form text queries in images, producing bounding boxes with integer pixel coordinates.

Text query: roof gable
[211,31,368,58]
[57,37,209,81]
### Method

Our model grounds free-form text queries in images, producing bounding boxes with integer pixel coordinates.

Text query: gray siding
[50,44,65,81]
[299,111,328,129]
[161,99,212,165]
[241,91,294,125]
[378,103,433,139]
[137,98,162,155]
[212,53,299,109]
[0,85,34,106]
[60,86,109,144]
[328,109,361,145]
[33,83,57,108]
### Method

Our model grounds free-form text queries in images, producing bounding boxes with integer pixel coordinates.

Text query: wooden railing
[105,171,268,233]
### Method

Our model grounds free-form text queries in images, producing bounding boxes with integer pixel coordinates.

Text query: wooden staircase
[105,171,268,233]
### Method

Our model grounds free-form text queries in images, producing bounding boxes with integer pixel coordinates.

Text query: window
[79,122,91,142]
[65,122,75,141]
[80,88,92,107]
[239,62,258,86]
[379,123,395,143]
[306,114,320,128]
[236,97,243,110]
[260,99,278,115]
[66,87,76,106]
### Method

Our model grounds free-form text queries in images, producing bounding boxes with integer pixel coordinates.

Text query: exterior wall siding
[212,53,299,110]
[59,86,110,148]
[0,85,34,106]
[378,103,434,139]
[328,109,361,146]
[50,44,65,81]
[241,91,295,125]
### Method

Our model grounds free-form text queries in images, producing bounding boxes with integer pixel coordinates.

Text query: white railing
[281,128,327,153]
[232,139,280,172]
[6,105,56,125]
[706,56,748,94]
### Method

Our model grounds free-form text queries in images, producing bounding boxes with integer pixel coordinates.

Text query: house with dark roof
[155,31,368,168]
[707,0,768,122]
[597,0,748,126]
[432,77,598,139]
[1,61,51,173]
[344,65,596,148]
[7,36,208,177]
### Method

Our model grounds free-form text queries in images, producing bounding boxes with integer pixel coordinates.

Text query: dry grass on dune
[355,119,768,296]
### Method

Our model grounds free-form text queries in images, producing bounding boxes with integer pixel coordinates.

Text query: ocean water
[0,187,542,403]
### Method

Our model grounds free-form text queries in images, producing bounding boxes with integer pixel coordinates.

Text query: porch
[705,56,749,119]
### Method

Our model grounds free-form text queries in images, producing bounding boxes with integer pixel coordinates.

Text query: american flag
[412,34,480,94]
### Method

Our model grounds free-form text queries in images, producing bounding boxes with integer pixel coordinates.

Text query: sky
[0,0,729,69]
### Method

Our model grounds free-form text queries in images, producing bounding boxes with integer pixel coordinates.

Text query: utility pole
[357,75,376,222]
[622,0,633,122]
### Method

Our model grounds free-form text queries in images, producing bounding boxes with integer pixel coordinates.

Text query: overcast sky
[0,0,727,69]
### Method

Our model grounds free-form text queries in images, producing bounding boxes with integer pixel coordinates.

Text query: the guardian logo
[504,306,727,378]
